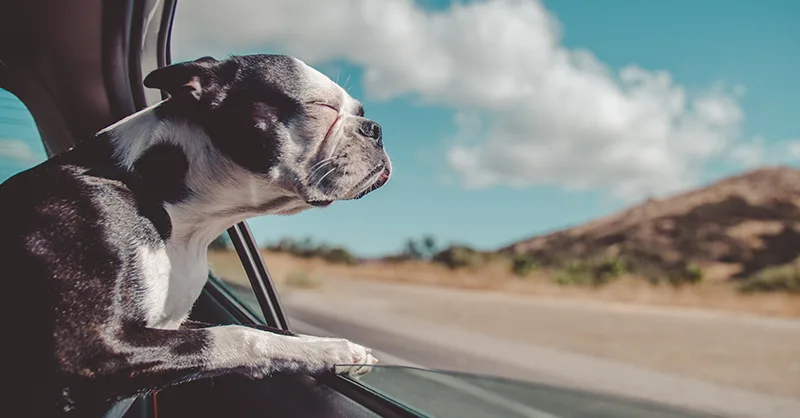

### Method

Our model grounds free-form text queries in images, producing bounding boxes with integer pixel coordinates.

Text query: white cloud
[172,0,784,199]
[785,141,800,159]
[0,139,41,164]
[728,139,766,168]
[728,137,800,168]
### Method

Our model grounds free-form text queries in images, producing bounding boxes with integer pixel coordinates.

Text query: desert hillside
[502,166,800,281]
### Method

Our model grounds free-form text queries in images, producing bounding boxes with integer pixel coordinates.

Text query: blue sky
[2,0,798,257]
[0,91,48,181]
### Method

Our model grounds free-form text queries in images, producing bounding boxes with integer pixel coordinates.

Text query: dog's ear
[143,56,223,101]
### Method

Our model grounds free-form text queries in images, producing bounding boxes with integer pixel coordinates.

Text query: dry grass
[209,249,800,318]
[284,270,321,288]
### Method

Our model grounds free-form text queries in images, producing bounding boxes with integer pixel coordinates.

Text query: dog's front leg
[204,325,377,378]
[102,324,377,397]
[180,319,296,336]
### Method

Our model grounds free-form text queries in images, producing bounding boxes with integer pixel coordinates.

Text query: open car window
[0,89,48,182]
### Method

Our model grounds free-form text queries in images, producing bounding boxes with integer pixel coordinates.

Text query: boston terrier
[0,54,390,417]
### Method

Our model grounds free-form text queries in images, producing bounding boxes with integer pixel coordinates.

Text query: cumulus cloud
[0,139,41,164]
[172,0,785,199]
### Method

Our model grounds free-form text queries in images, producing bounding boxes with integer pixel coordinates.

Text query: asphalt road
[227,277,800,418]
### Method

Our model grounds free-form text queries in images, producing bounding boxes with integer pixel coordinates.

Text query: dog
[0,54,390,417]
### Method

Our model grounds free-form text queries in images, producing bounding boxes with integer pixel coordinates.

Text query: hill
[501,166,800,282]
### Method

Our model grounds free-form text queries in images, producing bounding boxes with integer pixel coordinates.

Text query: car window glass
[0,89,48,181]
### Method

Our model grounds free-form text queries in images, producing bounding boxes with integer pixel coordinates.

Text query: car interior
[0,1,415,417]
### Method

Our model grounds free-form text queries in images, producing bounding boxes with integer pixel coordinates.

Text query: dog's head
[143,55,391,210]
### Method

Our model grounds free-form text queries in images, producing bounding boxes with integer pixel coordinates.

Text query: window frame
[225,222,291,330]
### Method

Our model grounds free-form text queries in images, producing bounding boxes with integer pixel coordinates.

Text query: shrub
[511,253,538,277]
[553,261,594,285]
[323,247,359,265]
[667,263,704,286]
[267,237,359,265]
[285,270,321,288]
[432,245,486,269]
[593,256,626,283]
[294,237,318,258]
[401,238,424,260]
[740,264,800,294]
[398,235,440,261]
[269,238,297,253]
[551,257,626,286]
[684,263,704,283]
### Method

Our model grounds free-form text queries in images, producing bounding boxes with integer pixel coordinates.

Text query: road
[230,276,800,418]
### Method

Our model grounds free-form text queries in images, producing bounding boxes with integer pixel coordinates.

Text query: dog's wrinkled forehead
[234,55,340,102]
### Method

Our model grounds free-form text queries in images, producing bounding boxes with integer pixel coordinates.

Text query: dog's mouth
[348,164,391,200]
[308,200,334,208]
[306,165,390,208]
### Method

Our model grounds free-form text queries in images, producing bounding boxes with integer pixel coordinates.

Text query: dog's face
[143,55,391,209]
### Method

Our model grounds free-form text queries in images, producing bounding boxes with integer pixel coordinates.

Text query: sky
[1,0,798,257]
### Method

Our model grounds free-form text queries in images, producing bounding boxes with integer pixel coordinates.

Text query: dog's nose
[358,120,382,142]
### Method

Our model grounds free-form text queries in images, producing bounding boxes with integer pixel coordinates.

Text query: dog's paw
[303,336,379,379]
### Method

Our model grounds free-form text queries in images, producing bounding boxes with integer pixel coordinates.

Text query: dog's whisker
[343,73,351,90]
[316,167,337,188]
[308,161,333,180]
[310,157,334,171]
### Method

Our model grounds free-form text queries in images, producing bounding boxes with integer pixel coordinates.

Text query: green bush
[398,235,440,261]
[432,245,486,269]
[553,261,594,285]
[740,264,800,294]
[593,256,627,283]
[684,264,704,283]
[269,238,297,253]
[266,237,359,265]
[551,257,626,286]
[667,263,704,286]
[323,247,359,265]
[511,254,538,277]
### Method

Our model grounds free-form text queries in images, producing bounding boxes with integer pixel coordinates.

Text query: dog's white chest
[137,243,209,330]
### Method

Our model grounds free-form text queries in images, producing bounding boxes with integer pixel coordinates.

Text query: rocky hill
[501,166,800,281]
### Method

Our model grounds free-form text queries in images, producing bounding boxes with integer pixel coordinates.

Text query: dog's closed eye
[310,101,338,112]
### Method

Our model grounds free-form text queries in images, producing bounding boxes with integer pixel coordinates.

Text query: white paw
[302,336,379,378]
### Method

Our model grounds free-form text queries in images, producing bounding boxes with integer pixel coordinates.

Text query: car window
[0,89,48,181]
[171,3,800,418]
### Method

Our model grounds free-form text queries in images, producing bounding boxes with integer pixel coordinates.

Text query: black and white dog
[0,54,390,417]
